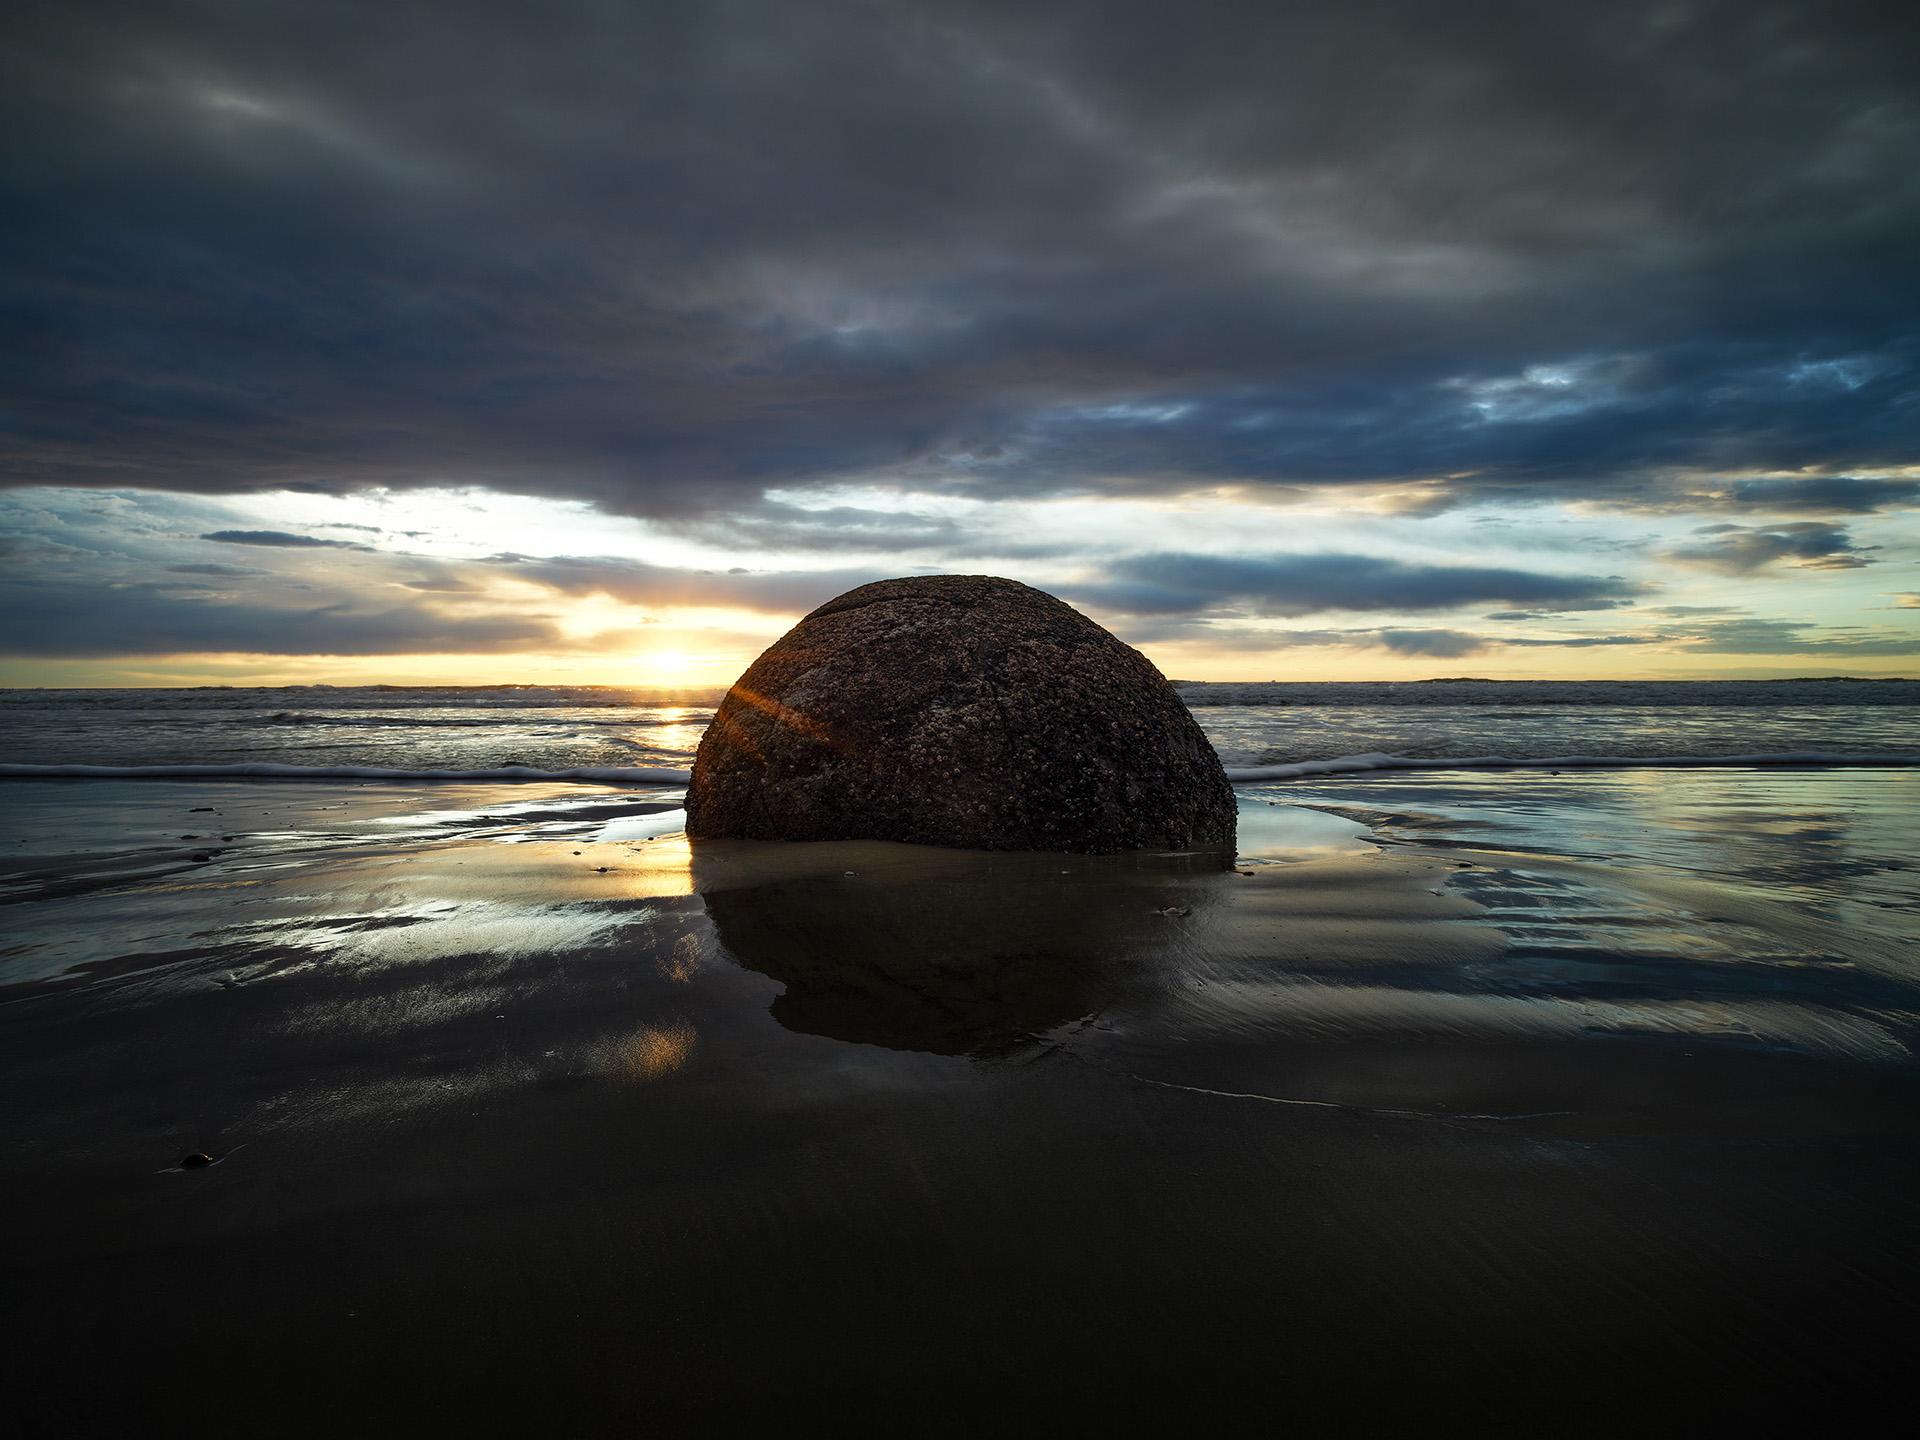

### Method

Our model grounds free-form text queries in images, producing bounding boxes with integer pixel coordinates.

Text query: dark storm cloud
[1370,630,1487,659]
[1138,611,1915,657]
[1121,621,1657,656]
[3,0,1916,515]
[1667,521,1877,573]
[946,347,1920,507]
[1234,627,1498,658]
[0,488,899,654]
[442,545,1644,627]
[201,529,370,549]
[1667,618,1919,657]
[0,492,555,656]
[0,582,556,656]
[1720,477,1920,514]
[1364,629,1648,656]
[483,554,892,615]
[1078,552,1640,618]
[1607,473,1920,516]
[166,561,260,576]
[659,503,1088,560]
[1500,634,1651,649]
[664,505,973,555]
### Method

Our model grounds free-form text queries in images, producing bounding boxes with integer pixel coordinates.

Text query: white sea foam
[1180,678,1920,707]
[4,753,1918,786]
[1222,751,1920,781]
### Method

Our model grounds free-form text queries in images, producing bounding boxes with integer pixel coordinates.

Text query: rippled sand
[2,771,1916,1431]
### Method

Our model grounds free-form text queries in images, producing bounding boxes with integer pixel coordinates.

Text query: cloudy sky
[3,0,1917,685]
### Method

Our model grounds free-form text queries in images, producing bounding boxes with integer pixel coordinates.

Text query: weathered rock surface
[686,575,1235,853]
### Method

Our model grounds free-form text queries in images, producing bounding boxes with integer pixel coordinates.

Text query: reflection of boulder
[687,576,1235,854]
[695,843,1228,1055]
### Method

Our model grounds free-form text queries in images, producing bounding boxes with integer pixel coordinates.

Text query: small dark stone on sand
[189,807,214,813]
[179,1152,212,1169]
[688,576,1235,854]
[179,834,198,840]
[595,866,611,873]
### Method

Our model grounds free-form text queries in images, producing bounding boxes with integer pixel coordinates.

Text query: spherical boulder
[686,575,1235,854]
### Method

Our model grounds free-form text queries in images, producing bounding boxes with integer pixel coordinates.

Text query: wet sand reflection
[694,841,1233,1053]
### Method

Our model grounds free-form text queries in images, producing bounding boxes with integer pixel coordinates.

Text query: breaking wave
[5,752,1918,786]
[246,710,709,728]
[1223,751,1920,781]
[1179,679,1920,707]
[0,762,693,784]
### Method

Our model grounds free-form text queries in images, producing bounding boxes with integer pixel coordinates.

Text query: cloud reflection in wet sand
[2,774,1917,1135]
[4,772,1919,1434]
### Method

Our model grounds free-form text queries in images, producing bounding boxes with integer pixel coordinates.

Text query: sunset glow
[1,2,1914,685]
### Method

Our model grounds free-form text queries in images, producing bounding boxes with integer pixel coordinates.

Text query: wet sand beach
[11,0,1920,1424]
[3,772,1917,1432]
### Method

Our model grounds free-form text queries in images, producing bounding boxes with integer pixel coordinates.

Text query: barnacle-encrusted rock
[686,575,1235,853]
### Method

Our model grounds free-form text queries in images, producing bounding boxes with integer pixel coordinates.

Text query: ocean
[4,678,1918,779]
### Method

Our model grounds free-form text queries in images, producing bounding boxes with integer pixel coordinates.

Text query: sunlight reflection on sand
[599,1019,698,1083]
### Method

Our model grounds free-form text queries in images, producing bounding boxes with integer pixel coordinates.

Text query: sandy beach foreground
[3,773,1916,1432]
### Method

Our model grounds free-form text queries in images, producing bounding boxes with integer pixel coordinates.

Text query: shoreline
[8,749,1920,786]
